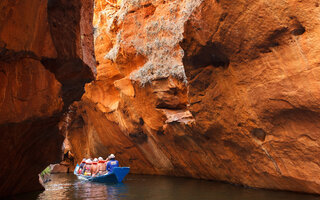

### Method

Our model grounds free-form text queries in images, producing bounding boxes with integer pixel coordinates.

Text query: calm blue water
[10,174,320,200]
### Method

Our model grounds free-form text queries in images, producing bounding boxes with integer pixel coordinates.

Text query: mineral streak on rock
[66,0,320,194]
[0,0,95,197]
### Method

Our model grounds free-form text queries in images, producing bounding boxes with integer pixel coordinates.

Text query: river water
[11,174,320,200]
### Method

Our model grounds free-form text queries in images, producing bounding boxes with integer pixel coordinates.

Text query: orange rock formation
[1,0,320,196]
[66,0,320,194]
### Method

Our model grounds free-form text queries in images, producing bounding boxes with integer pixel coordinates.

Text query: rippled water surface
[11,173,320,200]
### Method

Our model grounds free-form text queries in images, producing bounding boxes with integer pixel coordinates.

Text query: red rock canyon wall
[0,0,94,196]
[1,0,320,196]
[66,0,320,194]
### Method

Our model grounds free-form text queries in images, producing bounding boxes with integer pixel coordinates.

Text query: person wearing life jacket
[82,161,86,174]
[97,157,107,175]
[105,156,110,163]
[78,158,86,174]
[106,154,119,172]
[84,159,92,176]
[91,158,99,176]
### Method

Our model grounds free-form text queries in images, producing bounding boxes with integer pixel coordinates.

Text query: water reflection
[73,181,127,200]
[36,174,128,200]
[10,174,320,200]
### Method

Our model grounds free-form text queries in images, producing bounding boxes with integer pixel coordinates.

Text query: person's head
[81,158,86,163]
[86,159,92,165]
[98,157,103,161]
[93,158,98,162]
[109,154,115,160]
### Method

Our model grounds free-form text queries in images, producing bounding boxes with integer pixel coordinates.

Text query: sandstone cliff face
[66,0,320,194]
[0,0,94,196]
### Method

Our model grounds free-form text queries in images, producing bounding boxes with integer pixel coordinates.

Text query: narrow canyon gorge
[1,0,320,197]
[0,0,95,196]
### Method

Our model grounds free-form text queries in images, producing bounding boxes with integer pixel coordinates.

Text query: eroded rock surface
[0,0,94,196]
[65,0,320,194]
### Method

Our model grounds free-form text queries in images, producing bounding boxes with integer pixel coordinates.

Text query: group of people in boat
[77,154,119,177]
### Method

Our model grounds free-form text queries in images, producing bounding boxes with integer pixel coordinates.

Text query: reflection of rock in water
[74,181,108,199]
[73,178,129,199]
[75,181,129,199]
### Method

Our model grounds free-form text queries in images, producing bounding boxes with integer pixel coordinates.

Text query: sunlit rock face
[66,0,320,194]
[0,0,94,197]
[181,0,320,193]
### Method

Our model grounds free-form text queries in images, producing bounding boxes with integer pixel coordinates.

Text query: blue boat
[74,164,130,183]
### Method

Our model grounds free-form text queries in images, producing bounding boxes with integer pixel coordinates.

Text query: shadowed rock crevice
[289,17,306,36]
[257,27,289,53]
[0,115,64,196]
[0,0,95,197]
[183,41,230,69]
[41,58,94,110]
[47,0,96,74]
[251,128,266,141]
[44,0,95,110]
[129,131,149,144]
[0,47,39,62]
